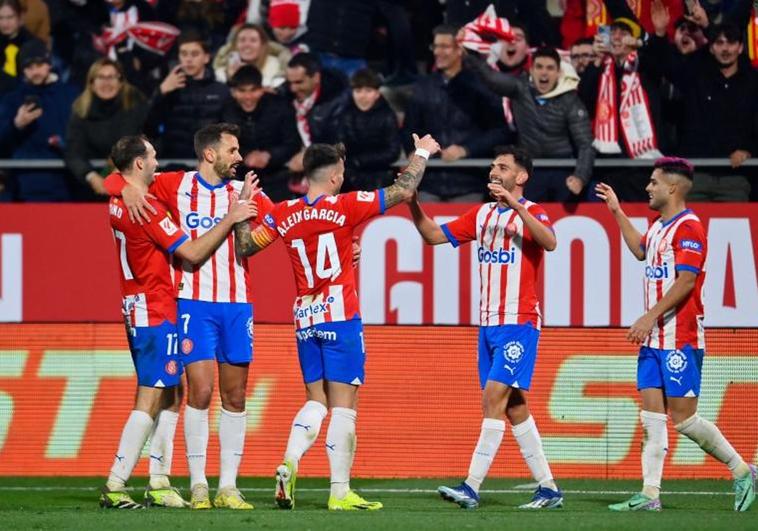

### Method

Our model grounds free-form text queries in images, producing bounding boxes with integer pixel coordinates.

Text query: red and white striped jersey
[259,190,385,329]
[640,209,706,350]
[442,199,553,328]
[109,196,188,327]
[105,171,274,303]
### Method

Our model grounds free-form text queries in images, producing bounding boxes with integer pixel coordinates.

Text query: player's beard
[214,160,237,179]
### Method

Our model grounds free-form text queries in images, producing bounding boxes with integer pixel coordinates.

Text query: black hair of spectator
[193,123,241,160]
[110,135,149,173]
[571,37,594,47]
[707,23,743,45]
[287,52,321,76]
[304,143,347,179]
[654,157,694,180]
[532,47,561,67]
[508,19,530,45]
[432,24,459,39]
[177,31,211,54]
[495,145,533,178]
[350,68,381,90]
[229,65,263,88]
[0,0,22,15]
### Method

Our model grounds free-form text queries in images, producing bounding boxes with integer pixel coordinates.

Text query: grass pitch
[1,477,756,530]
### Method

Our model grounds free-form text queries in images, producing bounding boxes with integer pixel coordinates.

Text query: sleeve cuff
[441,224,459,248]
[167,234,189,254]
[378,188,386,215]
[675,264,701,275]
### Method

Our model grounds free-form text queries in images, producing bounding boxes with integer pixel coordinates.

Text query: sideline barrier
[0,324,755,478]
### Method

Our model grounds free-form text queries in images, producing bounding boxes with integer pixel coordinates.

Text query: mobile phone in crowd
[598,25,611,47]
[23,95,41,110]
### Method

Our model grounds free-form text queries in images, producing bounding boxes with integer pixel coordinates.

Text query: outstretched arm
[407,193,448,245]
[595,182,645,260]
[382,133,441,208]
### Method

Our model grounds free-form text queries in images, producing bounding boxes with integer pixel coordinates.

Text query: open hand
[595,182,621,214]
[122,184,158,225]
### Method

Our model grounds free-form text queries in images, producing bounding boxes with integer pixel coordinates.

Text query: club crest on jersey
[357,191,375,202]
[658,239,669,254]
[246,317,254,339]
[181,338,194,355]
[160,217,178,236]
[165,360,178,376]
[503,341,525,364]
[666,350,688,374]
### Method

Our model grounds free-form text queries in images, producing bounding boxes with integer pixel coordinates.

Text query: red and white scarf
[748,7,758,68]
[593,53,662,159]
[93,6,179,59]
[292,84,320,147]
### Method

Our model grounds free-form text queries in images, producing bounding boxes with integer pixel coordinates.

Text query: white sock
[675,414,747,478]
[640,410,668,498]
[107,410,154,489]
[184,405,209,487]
[284,400,328,469]
[464,418,505,493]
[511,416,556,490]
[218,408,247,490]
[148,409,179,489]
[326,407,356,499]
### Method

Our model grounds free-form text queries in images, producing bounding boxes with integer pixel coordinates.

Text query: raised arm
[382,133,441,208]
[407,193,448,245]
[595,182,645,260]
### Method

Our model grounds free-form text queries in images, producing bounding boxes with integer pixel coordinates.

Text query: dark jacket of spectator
[466,55,594,183]
[305,0,375,59]
[219,91,301,200]
[663,47,758,158]
[403,68,511,199]
[337,95,401,191]
[0,75,78,201]
[65,94,150,185]
[146,67,229,159]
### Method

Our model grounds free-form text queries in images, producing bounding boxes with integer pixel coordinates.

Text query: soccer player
[235,135,441,510]
[408,146,563,510]
[102,135,258,509]
[104,123,272,510]
[597,157,756,512]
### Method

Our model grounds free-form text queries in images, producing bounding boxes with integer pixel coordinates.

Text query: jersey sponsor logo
[159,217,178,236]
[294,296,335,320]
[666,349,688,374]
[295,327,338,342]
[503,340,525,364]
[478,246,517,264]
[181,338,193,354]
[679,239,703,252]
[185,212,222,229]
[165,360,178,375]
[357,191,375,202]
[645,263,670,280]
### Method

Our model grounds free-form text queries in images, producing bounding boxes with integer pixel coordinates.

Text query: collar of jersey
[496,197,526,213]
[302,194,325,207]
[195,172,229,191]
[660,208,691,227]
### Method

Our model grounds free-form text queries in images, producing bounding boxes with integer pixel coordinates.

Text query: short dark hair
[350,67,381,89]
[654,156,694,180]
[0,0,22,15]
[571,37,594,47]
[708,23,743,44]
[495,145,533,177]
[287,52,321,76]
[433,24,459,39]
[303,143,346,179]
[532,46,561,67]
[110,135,149,172]
[193,123,240,160]
[177,31,210,53]
[508,19,530,44]
[229,64,262,88]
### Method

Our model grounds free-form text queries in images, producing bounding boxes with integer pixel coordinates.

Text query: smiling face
[530,56,560,94]
[432,33,462,73]
[140,141,159,183]
[209,133,243,179]
[489,154,527,193]
[286,65,319,101]
[91,64,122,100]
[710,34,743,68]
[232,83,264,112]
[236,27,263,63]
[609,25,633,60]
[499,27,528,67]
[646,168,677,211]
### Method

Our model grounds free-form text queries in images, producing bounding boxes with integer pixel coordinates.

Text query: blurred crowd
[0,0,757,203]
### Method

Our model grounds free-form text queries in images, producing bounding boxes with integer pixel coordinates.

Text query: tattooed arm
[382,133,441,208]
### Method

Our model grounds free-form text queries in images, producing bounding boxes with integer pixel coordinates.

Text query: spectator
[146,32,229,160]
[280,51,348,177]
[20,0,49,44]
[569,37,596,75]
[495,20,530,76]
[267,0,311,55]
[467,47,594,201]
[0,39,77,201]
[220,64,301,201]
[65,58,149,198]
[0,0,35,93]
[213,23,289,87]
[673,17,708,55]
[661,21,758,201]
[403,24,510,202]
[337,67,401,191]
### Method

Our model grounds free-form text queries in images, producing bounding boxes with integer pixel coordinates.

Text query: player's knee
[188,385,213,409]
[505,403,529,425]
[220,388,246,412]
[481,392,506,418]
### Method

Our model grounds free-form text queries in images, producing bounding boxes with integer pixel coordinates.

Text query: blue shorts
[478,324,540,390]
[296,319,365,386]
[126,320,183,388]
[176,299,253,366]
[638,345,704,397]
